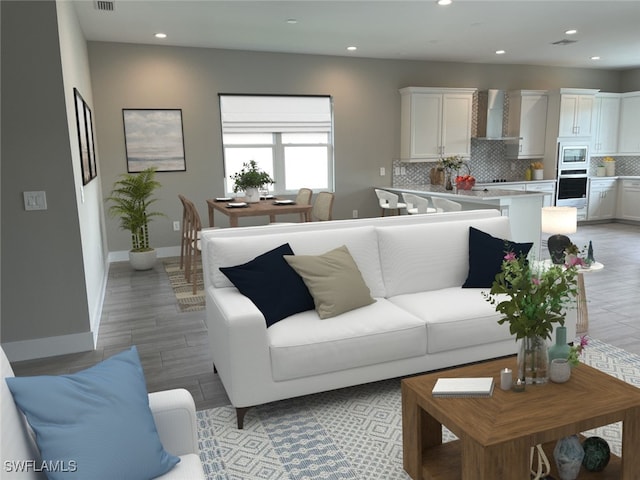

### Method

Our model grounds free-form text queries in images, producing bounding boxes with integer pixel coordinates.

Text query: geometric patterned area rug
[164,260,205,312]
[196,339,640,479]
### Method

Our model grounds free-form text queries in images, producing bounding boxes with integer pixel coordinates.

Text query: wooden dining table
[206,198,313,227]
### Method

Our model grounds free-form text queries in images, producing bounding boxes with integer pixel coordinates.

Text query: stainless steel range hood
[474,89,519,141]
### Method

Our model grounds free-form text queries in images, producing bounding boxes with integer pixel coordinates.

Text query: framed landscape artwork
[122,109,186,172]
[74,88,96,185]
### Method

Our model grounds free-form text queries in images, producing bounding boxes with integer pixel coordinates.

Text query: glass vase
[445,172,453,190]
[518,335,549,384]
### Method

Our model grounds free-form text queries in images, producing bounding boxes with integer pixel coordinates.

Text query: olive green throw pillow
[284,245,375,319]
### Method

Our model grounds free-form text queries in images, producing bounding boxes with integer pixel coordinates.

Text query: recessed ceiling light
[495,50,506,55]
[565,29,578,35]
[347,46,357,52]
[591,56,601,61]
[154,33,167,39]
[437,0,452,5]
[286,18,298,24]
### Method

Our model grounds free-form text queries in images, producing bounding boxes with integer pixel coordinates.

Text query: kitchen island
[387,184,545,257]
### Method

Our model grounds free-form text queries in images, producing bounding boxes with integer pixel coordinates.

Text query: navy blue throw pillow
[219,243,315,326]
[462,227,533,288]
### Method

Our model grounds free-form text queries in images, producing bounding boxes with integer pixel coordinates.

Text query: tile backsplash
[392,143,640,187]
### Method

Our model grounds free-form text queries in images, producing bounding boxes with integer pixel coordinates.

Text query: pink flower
[531,277,540,285]
[565,255,586,268]
[579,335,589,348]
[504,251,516,261]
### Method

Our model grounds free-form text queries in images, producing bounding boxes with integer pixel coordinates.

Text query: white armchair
[1,347,205,479]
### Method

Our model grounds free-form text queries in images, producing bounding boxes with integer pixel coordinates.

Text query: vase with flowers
[484,250,579,385]
[438,155,465,190]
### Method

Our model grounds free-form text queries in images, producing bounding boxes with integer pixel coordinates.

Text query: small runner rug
[196,339,640,480]
[164,259,205,312]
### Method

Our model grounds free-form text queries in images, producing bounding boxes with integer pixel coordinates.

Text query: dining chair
[431,197,462,213]
[180,196,202,294]
[295,188,313,222]
[311,191,335,221]
[178,195,190,270]
[374,189,407,216]
[401,193,436,214]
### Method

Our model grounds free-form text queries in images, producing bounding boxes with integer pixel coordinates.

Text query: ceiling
[74,0,640,70]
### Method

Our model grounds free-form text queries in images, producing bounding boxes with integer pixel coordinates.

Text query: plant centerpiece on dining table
[230,160,274,203]
[484,250,579,385]
[438,155,465,190]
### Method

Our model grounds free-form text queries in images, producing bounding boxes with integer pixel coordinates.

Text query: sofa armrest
[206,286,274,407]
[148,388,199,457]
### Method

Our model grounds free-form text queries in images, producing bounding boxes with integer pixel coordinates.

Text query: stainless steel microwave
[558,143,589,170]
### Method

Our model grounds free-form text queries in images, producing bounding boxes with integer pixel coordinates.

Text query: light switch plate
[23,191,47,211]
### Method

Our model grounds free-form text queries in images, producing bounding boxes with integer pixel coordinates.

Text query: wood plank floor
[10,222,640,411]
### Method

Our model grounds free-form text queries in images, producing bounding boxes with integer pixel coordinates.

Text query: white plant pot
[596,166,606,177]
[604,162,615,176]
[244,187,261,203]
[533,169,544,180]
[129,249,157,271]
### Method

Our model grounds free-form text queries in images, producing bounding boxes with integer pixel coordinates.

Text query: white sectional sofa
[201,210,576,428]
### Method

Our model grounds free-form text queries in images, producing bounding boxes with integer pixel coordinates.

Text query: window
[219,95,334,195]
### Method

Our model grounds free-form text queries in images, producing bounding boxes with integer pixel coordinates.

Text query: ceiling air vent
[94,1,115,11]
[551,39,577,46]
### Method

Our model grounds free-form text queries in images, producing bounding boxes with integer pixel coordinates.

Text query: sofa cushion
[206,226,387,297]
[267,298,427,381]
[284,245,375,319]
[219,243,314,326]
[5,347,180,480]
[388,287,512,354]
[462,226,533,288]
[377,216,513,297]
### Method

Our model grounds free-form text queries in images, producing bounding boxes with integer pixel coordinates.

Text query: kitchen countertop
[388,184,545,200]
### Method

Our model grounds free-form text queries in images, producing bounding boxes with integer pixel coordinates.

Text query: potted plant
[484,251,579,385]
[230,160,274,203]
[107,167,165,270]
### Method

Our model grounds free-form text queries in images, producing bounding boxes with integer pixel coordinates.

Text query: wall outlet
[352,209,358,218]
[394,167,401,176]
[173,221,180,231]
[379,167,386,176]
[400,166,406,175]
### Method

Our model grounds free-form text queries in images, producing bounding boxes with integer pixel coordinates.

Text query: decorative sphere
[582,436,610,472]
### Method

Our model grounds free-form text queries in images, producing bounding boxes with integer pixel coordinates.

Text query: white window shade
[220,95,332,133]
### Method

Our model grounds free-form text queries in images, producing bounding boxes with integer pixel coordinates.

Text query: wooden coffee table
[402,357,640,479]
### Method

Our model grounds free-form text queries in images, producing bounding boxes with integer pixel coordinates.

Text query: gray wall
[1,1,92,349]
[621,68,640,91]
[89,41,623,252]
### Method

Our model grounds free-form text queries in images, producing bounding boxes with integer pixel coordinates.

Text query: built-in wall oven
[556,142,589,218]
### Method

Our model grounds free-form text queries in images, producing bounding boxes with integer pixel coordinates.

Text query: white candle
[500,368,512,390]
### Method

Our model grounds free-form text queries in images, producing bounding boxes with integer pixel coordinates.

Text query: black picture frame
[74,88,92,185]
[84,102,97,180]
[122,109,186,173]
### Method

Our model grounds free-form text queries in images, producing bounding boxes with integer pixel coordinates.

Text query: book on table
[432,377,494,398]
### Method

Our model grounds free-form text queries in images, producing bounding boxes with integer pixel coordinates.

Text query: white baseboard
[107,245,181,263]
[2,331,95,362]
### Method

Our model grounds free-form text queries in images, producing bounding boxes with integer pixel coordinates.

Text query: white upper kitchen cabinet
[400,87,476,161]
[558,90,597,137]
[591,93,621,155]
[506,90,548,159]
[618,92,640,154]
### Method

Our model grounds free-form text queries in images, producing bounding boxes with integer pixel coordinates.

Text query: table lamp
[541,206,577,264]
